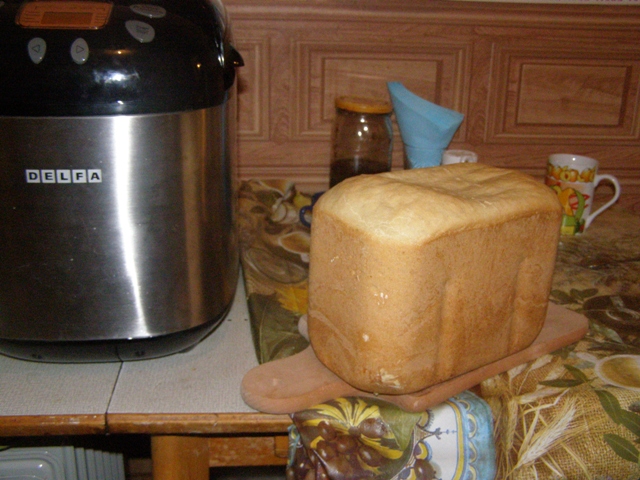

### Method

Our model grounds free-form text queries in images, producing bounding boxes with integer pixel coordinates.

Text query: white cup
[545,153,621,235]
[441,149,478,165]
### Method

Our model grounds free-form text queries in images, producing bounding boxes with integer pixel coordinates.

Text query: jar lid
[335,96,392,114]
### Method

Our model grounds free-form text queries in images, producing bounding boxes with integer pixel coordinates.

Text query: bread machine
[0,0,243,361]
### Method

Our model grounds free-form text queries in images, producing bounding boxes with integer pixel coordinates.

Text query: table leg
[151,435,210,480]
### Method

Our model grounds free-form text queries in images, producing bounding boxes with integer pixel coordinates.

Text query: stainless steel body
[0,0,242,361]
[0,106,238,346]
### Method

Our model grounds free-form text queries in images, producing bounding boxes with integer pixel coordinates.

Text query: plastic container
[330,96,393,187]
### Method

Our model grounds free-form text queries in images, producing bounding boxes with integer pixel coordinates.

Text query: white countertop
[0,355,120,417]
[108,277,258,415]
[0,274,259,418]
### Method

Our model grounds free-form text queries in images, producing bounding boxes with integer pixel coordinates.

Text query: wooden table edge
[0,414,107,436]
[106,412,292,435]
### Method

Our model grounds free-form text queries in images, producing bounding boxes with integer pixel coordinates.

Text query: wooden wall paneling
[233,23,296,181]
[232,15,476,191]
[486,41,640,143]
[476,30,640,211]
[299,37,473,158]
[236,36,271,141]
[452,24,640,212]
[226,1,640,207]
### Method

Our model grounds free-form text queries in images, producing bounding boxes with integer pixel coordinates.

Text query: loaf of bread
[307,163,562,395]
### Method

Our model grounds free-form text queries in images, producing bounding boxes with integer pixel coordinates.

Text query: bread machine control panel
[18,1,113,29]
[0,0,241,116]
[14,1,164,65]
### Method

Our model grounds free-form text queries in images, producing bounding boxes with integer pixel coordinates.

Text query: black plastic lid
[0,0,243,116]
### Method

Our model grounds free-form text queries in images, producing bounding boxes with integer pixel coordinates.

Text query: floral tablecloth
[237,178,640,480]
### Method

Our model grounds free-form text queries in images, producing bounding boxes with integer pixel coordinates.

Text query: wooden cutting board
[241,303,589,414]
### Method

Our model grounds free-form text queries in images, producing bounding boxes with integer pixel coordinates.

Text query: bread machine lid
[0,0,243,116]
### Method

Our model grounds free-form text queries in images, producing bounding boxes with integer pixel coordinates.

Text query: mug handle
[584,174,621,230]
[299,192,324,228]
[299,205,313,228]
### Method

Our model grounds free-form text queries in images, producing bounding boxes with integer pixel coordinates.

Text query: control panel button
[125,20,155,43]
[70,38,89,64]
[130,4,166,18]
[27,37,46,64]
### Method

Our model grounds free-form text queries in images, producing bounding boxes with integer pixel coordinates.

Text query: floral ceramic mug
[545,154,621,235]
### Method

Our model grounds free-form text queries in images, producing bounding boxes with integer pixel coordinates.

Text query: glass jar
[330,96,393,187]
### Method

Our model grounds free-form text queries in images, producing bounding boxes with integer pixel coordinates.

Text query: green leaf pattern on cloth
[238,179,311,363]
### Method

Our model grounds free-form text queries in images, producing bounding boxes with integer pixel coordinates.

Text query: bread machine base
[0,309,230,363]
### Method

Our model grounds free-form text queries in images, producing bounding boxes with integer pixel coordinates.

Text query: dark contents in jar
[330,157,390,187]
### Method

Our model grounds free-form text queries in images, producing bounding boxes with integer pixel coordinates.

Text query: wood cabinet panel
[236,37,270,140]
[298,40,471,141]
[518,64,627,126]
[487,42,640,142]
[226,0,640,211]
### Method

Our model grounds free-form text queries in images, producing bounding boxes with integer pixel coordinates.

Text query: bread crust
[307,163,563,394]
